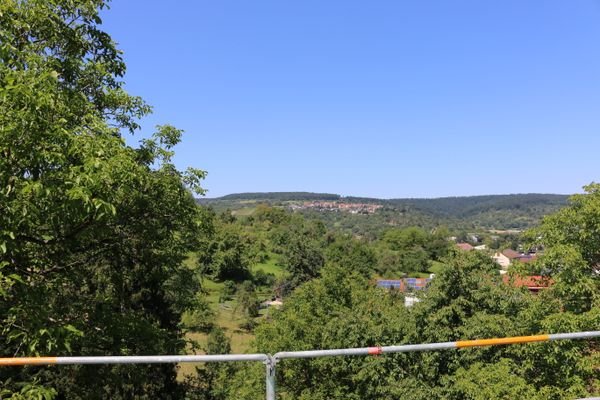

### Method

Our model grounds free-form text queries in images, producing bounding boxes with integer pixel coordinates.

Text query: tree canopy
[0,0,206,397]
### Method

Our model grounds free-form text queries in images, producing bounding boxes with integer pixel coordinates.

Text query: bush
[253,270,276,287]
[181,295,215,332]
[219,280,237,303]
[239,317,258,332]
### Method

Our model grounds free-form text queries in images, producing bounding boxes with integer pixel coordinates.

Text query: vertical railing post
[265,355,276,400]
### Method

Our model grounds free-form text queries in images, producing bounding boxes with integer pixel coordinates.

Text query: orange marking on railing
[0,357,58,366]
[367,346,383,355]
[456,334,550,348]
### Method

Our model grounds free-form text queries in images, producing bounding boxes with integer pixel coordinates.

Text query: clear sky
[101,1,600,198]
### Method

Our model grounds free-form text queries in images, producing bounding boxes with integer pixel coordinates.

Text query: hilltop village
[290,200,383,214]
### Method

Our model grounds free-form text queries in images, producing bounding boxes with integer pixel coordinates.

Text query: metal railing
[1,331,599,400]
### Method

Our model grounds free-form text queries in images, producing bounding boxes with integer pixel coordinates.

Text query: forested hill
[388,193,569,218]
[200,192,569,216]
[199,192,571,232]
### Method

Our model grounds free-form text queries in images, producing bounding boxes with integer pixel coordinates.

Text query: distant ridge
[201,191,569,204]
[386,193,569,218]
[197,192,571,231]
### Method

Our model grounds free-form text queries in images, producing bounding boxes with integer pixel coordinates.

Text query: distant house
[376,278,431,292]
[493,249,538,270]
[492,252,511,269]
[502,275,553,293]
[474,244,487,251]
[456,243,474,251]
[493,249,525,268]
[376,279,430,307]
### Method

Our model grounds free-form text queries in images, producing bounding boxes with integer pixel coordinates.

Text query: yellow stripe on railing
[456,334,550,348]
[0,357,57,366]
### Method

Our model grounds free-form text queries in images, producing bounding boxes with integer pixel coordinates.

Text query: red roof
[457,243,474,251]
[502,275,553,292]
[502,249,521,259]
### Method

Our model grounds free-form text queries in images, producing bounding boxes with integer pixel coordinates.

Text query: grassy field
[179,255,284,378]
[428,260,445,275]
[253,255,285,277]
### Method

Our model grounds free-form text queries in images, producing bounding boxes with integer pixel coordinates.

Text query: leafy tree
[181,294,215,333]
[219,280,237,303]
[0,1,207,397]
[529,183,600,274]
[252,269,276,288]
[184,328,237,400]
[232,248,598,399]
[282,235,324,288]
[253,204,291,226]
[230,264,411,400]
[198,222,251,281]
[443,359,542,400]
[325,235,376,277]
[375,227,446,275]
[235,281,259,318]
[424,226,451,260]
[382,227,429,251]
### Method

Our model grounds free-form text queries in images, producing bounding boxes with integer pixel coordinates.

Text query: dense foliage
[202,192,598,399]
[227,249,598,399]
[375,226,450,276]
[1,1,597,399]
[389,193,569,218]
[0,1,206,398]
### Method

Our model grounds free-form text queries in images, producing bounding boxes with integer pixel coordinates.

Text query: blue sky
[101,1,600,198]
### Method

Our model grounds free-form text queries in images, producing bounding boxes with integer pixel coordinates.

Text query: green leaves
[530,182,600,267]
[184,167,208,196]
[375,226,451,276]
[0,0,206,397]
[0,382,58,400]
[198,219,252,281]
[446,359,543,400]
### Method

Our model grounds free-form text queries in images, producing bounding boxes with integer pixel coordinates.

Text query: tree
[282,235,324,288]
[181,294,215,333]
[382,227,428,251]
[444,359,543,400]
[184,328,237,400]
[198,222,252,281]
[0,1,207,397]
[235,281,259,318]
[230,264,411,400]
[530,183,600,268]
[325,235,376,277]
[376,227,440,275]
[231,249,599,399]
[424,226,451,260]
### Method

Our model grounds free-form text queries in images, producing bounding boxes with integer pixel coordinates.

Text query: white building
[492,252,511,269]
